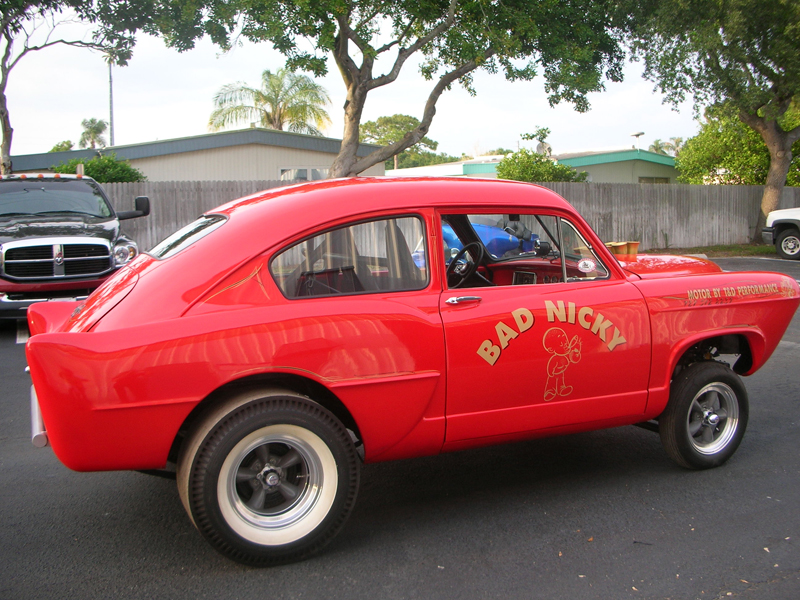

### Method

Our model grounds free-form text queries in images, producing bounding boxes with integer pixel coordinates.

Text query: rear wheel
[776,228,800,260]
[659,362,748,469]
[177,389,360,565]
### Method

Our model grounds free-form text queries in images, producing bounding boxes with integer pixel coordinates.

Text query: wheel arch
[772,220,800,237]
[669,331,759,381]
[167,372,362,465]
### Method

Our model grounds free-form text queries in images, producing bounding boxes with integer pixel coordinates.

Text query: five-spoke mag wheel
[660,362,748,469]
[177,390,360,566]
[685,382,740,456]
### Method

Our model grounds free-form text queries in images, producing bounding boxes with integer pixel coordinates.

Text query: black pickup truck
[0,174,149,319]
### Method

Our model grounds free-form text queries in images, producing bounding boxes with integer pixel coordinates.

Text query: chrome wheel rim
[686,382,739,455]
[781,235,800,256]
[218,424,338,545]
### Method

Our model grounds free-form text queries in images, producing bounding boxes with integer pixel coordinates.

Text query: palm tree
[666,136,684,156]
[648,139,669,154]
[209,68,331,136]
[79,118,108,149]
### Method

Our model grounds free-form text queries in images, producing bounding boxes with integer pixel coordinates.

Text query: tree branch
[8,38,107,72]
[368,0,458,91]
[355,7,382,31]
[375,17,418,56]
[352,48,496,173]
[336,10,370,55]
[333,15,360,89]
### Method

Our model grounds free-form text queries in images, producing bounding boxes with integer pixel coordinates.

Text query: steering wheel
[447,242,485,288]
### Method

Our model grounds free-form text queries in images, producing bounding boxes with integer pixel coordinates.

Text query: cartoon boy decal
[543,327,582,401]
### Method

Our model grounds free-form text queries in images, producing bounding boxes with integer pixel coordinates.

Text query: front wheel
[659,362,748,469]
[177,390,360,565]
[776,228,800,260]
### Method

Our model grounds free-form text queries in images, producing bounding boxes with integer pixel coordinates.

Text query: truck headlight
[113,242,138,266]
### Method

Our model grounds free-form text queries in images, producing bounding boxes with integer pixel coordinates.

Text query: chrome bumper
[762,227,775,246]
[30,385,48,448]
[0,292,89,320]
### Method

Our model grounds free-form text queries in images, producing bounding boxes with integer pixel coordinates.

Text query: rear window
[149,215,226,259]
[0,179,113,218]
[271,216,428,298]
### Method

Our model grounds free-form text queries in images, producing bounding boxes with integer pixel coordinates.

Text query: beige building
[12,128,384,181]
[554,149,678,183]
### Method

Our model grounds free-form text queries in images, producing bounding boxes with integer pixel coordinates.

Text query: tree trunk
[0,84,12,175]
[326,5,488,179]
[739,109,800,240]
[328,84,367,179]
[758,147,793,236]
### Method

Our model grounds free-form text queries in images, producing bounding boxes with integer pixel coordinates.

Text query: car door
[438,211,651,446]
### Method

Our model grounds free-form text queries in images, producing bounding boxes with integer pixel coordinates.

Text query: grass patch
[643,243,777,258]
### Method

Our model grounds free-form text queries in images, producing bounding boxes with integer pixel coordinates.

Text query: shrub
[496,148,587,183]
[52,153,146,183]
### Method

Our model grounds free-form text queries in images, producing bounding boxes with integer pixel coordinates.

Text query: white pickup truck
[762,207,800,260]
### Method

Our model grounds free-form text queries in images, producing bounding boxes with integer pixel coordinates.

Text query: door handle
[445,296,482,305]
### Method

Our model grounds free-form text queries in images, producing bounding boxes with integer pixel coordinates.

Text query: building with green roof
[387,148,678,183]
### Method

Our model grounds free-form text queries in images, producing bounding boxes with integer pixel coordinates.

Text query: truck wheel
[177,389,360,566]
[776,228,800,260]
[660,362,748,470]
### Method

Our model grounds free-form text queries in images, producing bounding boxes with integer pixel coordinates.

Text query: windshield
[0,179,113,218]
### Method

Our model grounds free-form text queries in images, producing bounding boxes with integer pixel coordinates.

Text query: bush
[496,149,587,183]
[51,153,146,183]
[49,140,74,152]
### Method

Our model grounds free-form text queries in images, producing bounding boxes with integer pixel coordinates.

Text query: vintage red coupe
[26,178,800,565]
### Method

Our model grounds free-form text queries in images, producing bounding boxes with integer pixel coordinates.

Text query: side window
[271,216,428,298]
[441,212,608,289]
[560,219,609,281]
[464,214,559,260]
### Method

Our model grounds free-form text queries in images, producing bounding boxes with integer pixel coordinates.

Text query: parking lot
[1,257,799,600]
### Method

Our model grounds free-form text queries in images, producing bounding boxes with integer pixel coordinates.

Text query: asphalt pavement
[1,257,799,600]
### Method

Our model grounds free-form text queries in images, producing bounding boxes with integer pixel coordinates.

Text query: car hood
[617,254,722,278]
[766,207,800,226]
[0,215,118,245]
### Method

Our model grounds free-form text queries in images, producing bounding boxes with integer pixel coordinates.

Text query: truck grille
[2,241,113,280]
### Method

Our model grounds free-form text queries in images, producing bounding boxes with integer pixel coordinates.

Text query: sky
[8,26,700,160]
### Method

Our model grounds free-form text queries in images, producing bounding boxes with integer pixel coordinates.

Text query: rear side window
[149,215,226,259]
[272,216,428,298]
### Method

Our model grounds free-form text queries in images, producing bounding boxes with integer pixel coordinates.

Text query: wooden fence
[104,179,800,252]
[105,180,290,251]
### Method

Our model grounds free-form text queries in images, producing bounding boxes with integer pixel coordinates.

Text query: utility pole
[108,62,115,147]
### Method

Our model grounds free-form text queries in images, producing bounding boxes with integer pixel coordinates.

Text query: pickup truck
[26,177,800,566]
[762,206,800,259]
[0,174,149,319]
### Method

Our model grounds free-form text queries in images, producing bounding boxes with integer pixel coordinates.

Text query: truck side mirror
[117,196,150,220]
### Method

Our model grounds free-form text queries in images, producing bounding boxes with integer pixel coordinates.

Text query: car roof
[213,177,574,230]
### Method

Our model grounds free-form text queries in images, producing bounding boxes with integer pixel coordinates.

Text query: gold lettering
[512,308,534,333]
[545,300,566,323]
[477,340,501,366]
[496,321,519,349]
[607,327,627,351]
[591,313,613,342]
[578,306,594,329]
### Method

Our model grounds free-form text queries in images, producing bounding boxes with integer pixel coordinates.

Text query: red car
[26,178,800,566]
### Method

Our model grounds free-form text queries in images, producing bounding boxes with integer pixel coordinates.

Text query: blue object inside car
[413,222,537,268]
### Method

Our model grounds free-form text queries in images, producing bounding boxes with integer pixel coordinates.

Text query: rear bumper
[762,227,775,245]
